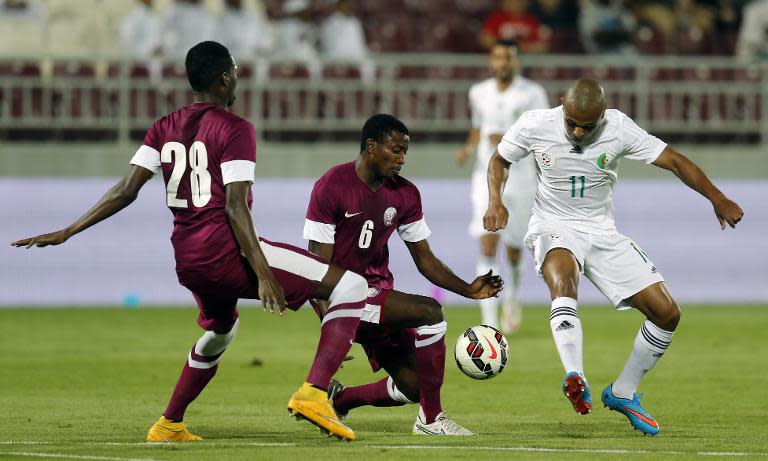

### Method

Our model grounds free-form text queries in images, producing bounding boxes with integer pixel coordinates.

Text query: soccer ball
[454,325,509,380]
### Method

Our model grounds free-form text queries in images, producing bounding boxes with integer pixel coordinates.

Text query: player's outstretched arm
[455,127,480,166]
[11,165,153,249]
[225,181,287,314]
[307,240,335,317]
[483,149,511,232]
[405,239,503,299]
[652,146,744,229]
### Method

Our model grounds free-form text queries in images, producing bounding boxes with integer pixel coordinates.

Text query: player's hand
[483,202,509,232]
[466,270,504,299]
[455,147,472,166]
[257,272,288,315]
[712,195,744,230]
[11,229,70,248]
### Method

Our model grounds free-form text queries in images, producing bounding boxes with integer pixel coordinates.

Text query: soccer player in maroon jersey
[11,41,365,442]
[304,114,504,435]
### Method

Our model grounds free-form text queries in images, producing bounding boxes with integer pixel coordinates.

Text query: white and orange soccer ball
[454,325,509,380]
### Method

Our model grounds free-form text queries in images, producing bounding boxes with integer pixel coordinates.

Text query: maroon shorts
[355,288,416,372]
[176,238,328,332]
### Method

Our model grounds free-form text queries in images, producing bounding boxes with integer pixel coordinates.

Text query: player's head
[489,40,520,83]
[561,79,607,144]
[185,41,238,107]
[359,114,410,178]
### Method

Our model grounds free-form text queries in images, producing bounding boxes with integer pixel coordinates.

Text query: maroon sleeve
[306,177,338,224]
[399,184,425,226]
[221,122,257,164]
[142,121,160,151]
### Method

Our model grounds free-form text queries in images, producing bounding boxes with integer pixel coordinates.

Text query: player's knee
[329,271,368,307]
[189,319,239,368]
[420,298,444,325]
[657,301,681,331]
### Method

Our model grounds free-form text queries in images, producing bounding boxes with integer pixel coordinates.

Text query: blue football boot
[601,384,660,435]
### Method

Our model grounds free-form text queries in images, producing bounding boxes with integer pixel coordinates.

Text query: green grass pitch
[1,305,767,461]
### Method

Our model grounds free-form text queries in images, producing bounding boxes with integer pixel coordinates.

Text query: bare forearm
[487,151,510,204]
[668,155,726,202]
[65,179,138,237]
[464,128,481,151]
[416,256,470,298]
[226,206,272,277]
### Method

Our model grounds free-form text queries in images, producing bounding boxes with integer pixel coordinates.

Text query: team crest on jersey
[383,207,397,226]
[597,153,608,169]
[368,287,381,298]
[548,233,561,240]
[537,152,554,169]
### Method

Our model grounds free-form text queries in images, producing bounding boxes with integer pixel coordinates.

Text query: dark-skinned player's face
[224,57,238,107]
[367,131,409,177]
[562,103,604,144]
[489,45,519,82]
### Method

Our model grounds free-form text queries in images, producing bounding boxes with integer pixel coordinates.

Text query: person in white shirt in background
[217,0,273,80]
[272,0,321,79]
[319,0,374,83]
[120,0,163,59]
[456,40,548,333]
[164,0,217,59]
[736,0,768,61]
[0,0,46,55]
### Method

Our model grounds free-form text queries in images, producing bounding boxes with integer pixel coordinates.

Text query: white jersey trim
[259,239,329,281]
[221,160,255,185]
[398,217,431,242]
[130,145,161,174]
[303,219,336,244]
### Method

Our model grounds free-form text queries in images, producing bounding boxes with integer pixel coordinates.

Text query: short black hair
[185,41,233,92]
[360,114,409,152]
[494,39,519,52]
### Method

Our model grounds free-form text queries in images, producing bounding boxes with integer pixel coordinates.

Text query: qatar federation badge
[383,207,397,226]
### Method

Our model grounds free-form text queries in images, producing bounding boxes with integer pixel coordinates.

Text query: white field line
[2,441,767,457]
[0,452,163,461]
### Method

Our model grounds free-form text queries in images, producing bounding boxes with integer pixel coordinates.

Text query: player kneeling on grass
[304,114,504,435]
[11,41,368,442]
[484,79,744,435]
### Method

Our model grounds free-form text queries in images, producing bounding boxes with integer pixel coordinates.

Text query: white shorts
[469,170,535,247]
[524,223,665,309]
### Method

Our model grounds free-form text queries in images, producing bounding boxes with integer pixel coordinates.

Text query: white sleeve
[397,217,431,243]
[619,113,667,164]
[221,160,255,185]
[469,86,481,128]
[531,84,549,110]
[129,145,160,174]
[303,219,336,244]
[497,112,533,165]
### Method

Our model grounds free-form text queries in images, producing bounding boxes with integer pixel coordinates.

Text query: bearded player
[303,114,503,435]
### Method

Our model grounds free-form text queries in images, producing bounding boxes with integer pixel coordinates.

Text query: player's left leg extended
[603,282,680,435]
[148,315,240,442]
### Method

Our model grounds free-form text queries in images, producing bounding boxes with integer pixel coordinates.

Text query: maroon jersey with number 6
[303,162,432,290]
[130,102,257,271]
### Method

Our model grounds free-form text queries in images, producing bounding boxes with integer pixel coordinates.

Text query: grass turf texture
[1,306,766,461]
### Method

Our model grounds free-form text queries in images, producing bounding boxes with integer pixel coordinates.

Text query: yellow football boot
[146,416,203,442]
[287,382,356,441]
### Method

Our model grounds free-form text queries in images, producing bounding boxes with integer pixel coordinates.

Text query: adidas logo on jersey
[569,144,583,154]
[556,320,574,331]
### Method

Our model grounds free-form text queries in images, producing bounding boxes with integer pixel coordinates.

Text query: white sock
[477,255,499,328]
[549,297,583,374]
[504,261,521,306]
[612,320,674,399]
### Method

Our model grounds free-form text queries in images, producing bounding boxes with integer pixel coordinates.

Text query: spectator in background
[480,0,548,53]
[272,0,321,78]
[736,0,768,59]
[531,0,579,27]
[319,0,375,82]
[217,0,274,59]
[120,0,163,59]
[579,0,637,55]
[164,0,217,59]
[0,0,46,55]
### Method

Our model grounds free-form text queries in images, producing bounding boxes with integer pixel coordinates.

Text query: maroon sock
[333,377,406,414]
[415,323,446,423]
[306,302,362,389]
[163,347,222,421]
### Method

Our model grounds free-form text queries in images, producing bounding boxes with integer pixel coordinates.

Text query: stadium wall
[1,174,765,307]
